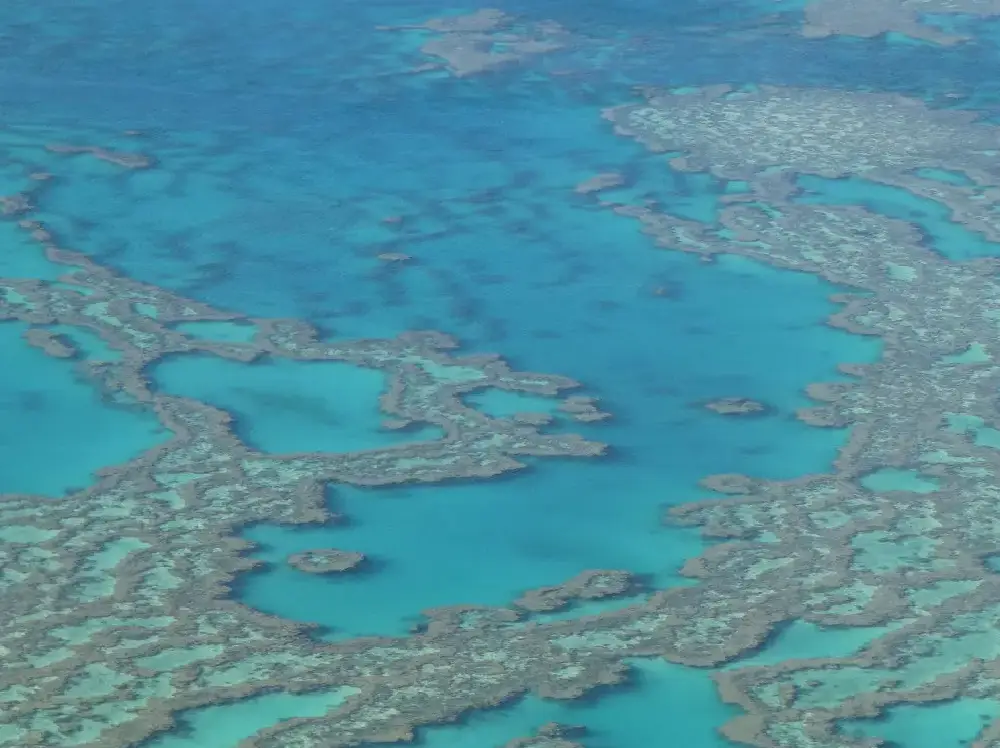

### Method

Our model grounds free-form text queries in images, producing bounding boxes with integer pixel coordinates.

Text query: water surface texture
[3,2,1000,748]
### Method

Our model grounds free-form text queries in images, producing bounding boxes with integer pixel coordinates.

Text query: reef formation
[0,134,616,747]
[287,550,367,574]
[503,723,588,748]
[590,83,1000,748]
[703,398,769,417]
[7,42,1000,748]
[379,9,572,77]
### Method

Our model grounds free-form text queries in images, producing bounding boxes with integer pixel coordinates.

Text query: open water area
[4,1,1000,747]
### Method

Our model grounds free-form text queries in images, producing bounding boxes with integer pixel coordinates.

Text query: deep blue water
[2,0,997,746]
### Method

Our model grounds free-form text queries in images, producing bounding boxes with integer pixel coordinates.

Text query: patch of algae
[587,84,1000,747]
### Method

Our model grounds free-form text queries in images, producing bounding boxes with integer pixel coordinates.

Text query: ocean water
[0,320,166,496]
[4,1,999,747]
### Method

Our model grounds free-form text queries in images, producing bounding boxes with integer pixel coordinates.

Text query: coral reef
[593,83,1000,747]
[703,398,769,417]
[558,396,613,423]
[800,0,1000,44]
[606,86,1000,219]
[377,252,413,263]
[288,549,366,574]
[513,570,639,613]
[379,9,572,77]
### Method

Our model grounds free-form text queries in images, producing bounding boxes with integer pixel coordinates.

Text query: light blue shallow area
[729,620,906,670]
[839,699,1000,748]
[150,354,442,454]
[136,661,736,748]
[142,687,357,748]
[0,321,167,495]
[412,660,740,748]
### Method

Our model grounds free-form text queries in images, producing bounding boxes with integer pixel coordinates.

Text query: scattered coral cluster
[502,723,588,748]
[513,570,638,613]
[379,9,572,77]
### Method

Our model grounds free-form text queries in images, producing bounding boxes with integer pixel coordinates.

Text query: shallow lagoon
[151,354,442,454]
[840,699,1000,748]
[0,221,65,280]
[143,688,359,748]
[50,54,880,748]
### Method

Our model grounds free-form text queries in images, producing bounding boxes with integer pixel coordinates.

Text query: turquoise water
[5,0,1000,746]
[243,482,710,639]
[840,699,1000,748]
[913,168,975,187]
[151,355,441,454]
[137,88,878,643]
[0,221,65,280]
[0,320,166,495]
[237,240,874,637]
[860,468,940,494]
